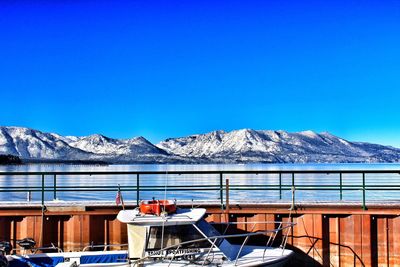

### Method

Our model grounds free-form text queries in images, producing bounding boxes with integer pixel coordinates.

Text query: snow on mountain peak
[0,127,169,161]
[157,128,400,163]
[129,136,151,144]
[0,126,90,159]
[299,130,318,138]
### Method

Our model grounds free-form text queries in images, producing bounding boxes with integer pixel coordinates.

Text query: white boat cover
[117,208,206,226]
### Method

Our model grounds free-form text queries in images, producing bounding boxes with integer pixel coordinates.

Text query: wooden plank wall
[0,205,399,266]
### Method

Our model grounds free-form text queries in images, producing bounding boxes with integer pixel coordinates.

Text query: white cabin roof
[117,208,206,226]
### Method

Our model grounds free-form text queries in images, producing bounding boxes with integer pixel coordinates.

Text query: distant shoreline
[0,154,22,165]
[0,155,109,166]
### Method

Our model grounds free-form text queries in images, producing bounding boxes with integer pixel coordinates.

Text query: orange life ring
[139,200,177,216]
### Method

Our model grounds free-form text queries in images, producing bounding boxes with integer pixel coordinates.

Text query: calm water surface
[0,163,400,203]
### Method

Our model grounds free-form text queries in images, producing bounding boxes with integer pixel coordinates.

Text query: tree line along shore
[0,154,108,165]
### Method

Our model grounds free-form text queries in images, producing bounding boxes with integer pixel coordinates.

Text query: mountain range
[0,126,399,163]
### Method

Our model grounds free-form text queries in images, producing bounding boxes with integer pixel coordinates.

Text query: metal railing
[0,170,400,210]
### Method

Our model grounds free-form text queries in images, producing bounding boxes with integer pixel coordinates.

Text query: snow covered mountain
[1,126,400,163]
[0,127,92,160]
[0,127,171,163]
[157,129,400,163]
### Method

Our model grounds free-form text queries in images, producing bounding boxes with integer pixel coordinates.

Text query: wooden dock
[0,201,399,266]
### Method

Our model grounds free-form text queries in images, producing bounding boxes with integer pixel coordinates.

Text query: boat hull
[5,247,292,267]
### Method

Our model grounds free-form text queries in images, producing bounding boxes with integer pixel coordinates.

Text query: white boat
[2,201,295,267]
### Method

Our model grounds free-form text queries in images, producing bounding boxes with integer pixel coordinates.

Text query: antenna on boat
[290,185,296,211]
[160,170,169,252]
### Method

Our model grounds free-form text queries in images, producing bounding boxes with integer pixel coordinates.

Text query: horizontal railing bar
[3,185,400,189]
[0,170,399,176]
[3,184,400,189]
[2,189,399,193]
[4,188,213,192]
[229,185,400,188]
[56,188,220,192]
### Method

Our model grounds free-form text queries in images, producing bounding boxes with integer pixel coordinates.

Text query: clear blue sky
[1,1,399,146]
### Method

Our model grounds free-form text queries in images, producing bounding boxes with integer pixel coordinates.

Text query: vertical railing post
[291,173,296,210]
[41,174,45,207]
[136,174,140,206]
[292,172,295,186]
[362,172,367,210]
[225,178,230,212]
[339,173,343,201]
[40,174,45,248]
[53,174,57,200]
[279,173,282,200]
[219,173,224,210]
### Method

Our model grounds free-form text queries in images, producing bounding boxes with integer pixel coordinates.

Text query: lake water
[1,163,400,204]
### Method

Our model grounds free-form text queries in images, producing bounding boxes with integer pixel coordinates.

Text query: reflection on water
[0,163,400,203]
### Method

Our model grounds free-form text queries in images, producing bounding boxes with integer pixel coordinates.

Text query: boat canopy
[117,208,206,226]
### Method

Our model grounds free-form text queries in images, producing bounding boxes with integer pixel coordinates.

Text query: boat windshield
[146,224,210,250]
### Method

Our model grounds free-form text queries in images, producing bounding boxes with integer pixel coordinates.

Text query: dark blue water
[0,163,400,203]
